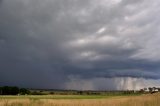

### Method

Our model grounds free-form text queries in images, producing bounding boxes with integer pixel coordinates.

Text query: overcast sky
[0,0,160,90]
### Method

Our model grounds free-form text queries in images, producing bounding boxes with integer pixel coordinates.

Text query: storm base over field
[0,0,160,90]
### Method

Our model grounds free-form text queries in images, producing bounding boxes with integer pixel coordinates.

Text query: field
[0,93,160,106]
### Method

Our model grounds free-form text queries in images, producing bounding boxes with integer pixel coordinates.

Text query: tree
[1,86,19,95]
[19,88,30,95]
[10,86,19,95]
[0,87,2,95]
[148,87,153,93]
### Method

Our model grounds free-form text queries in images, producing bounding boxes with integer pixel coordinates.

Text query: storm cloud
[0,0,160,90]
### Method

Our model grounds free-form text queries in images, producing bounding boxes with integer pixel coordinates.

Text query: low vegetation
[0,86,160,106]
[0,86,141,96]
[0,93,160,106]
[1,86,160,96]
[0,86,30,95]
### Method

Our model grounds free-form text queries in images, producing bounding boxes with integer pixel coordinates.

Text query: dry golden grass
[0,93,160,106]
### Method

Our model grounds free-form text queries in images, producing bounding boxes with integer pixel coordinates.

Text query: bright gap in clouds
[96,27,106,34]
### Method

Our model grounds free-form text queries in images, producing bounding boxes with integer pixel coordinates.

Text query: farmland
[0,93,160,106]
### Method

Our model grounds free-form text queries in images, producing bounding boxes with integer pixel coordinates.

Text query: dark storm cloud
[0,0,3,4]
[0,0,160,89]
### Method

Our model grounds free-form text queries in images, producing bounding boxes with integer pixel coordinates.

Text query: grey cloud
[0,0,160,89]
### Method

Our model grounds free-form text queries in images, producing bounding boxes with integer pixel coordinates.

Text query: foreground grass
[0,93,160,106]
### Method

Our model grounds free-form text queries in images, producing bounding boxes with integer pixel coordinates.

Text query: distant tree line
[29,90,142,96]
[139,87,160,94]
[148,87,160,93]
[0,86,30,95]
[1,86,159,95]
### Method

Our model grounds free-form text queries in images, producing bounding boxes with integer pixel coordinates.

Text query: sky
[0,0,160,90]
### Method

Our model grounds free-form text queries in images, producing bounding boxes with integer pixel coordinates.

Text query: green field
[0,92,141,100]
[0,95,112,100]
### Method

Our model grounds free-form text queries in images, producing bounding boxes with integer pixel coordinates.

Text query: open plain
[0,93,160,106]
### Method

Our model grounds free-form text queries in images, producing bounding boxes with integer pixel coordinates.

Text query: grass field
[0,93,160,106]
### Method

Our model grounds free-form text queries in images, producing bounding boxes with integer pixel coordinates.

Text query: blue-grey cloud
[0,0,160,90]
